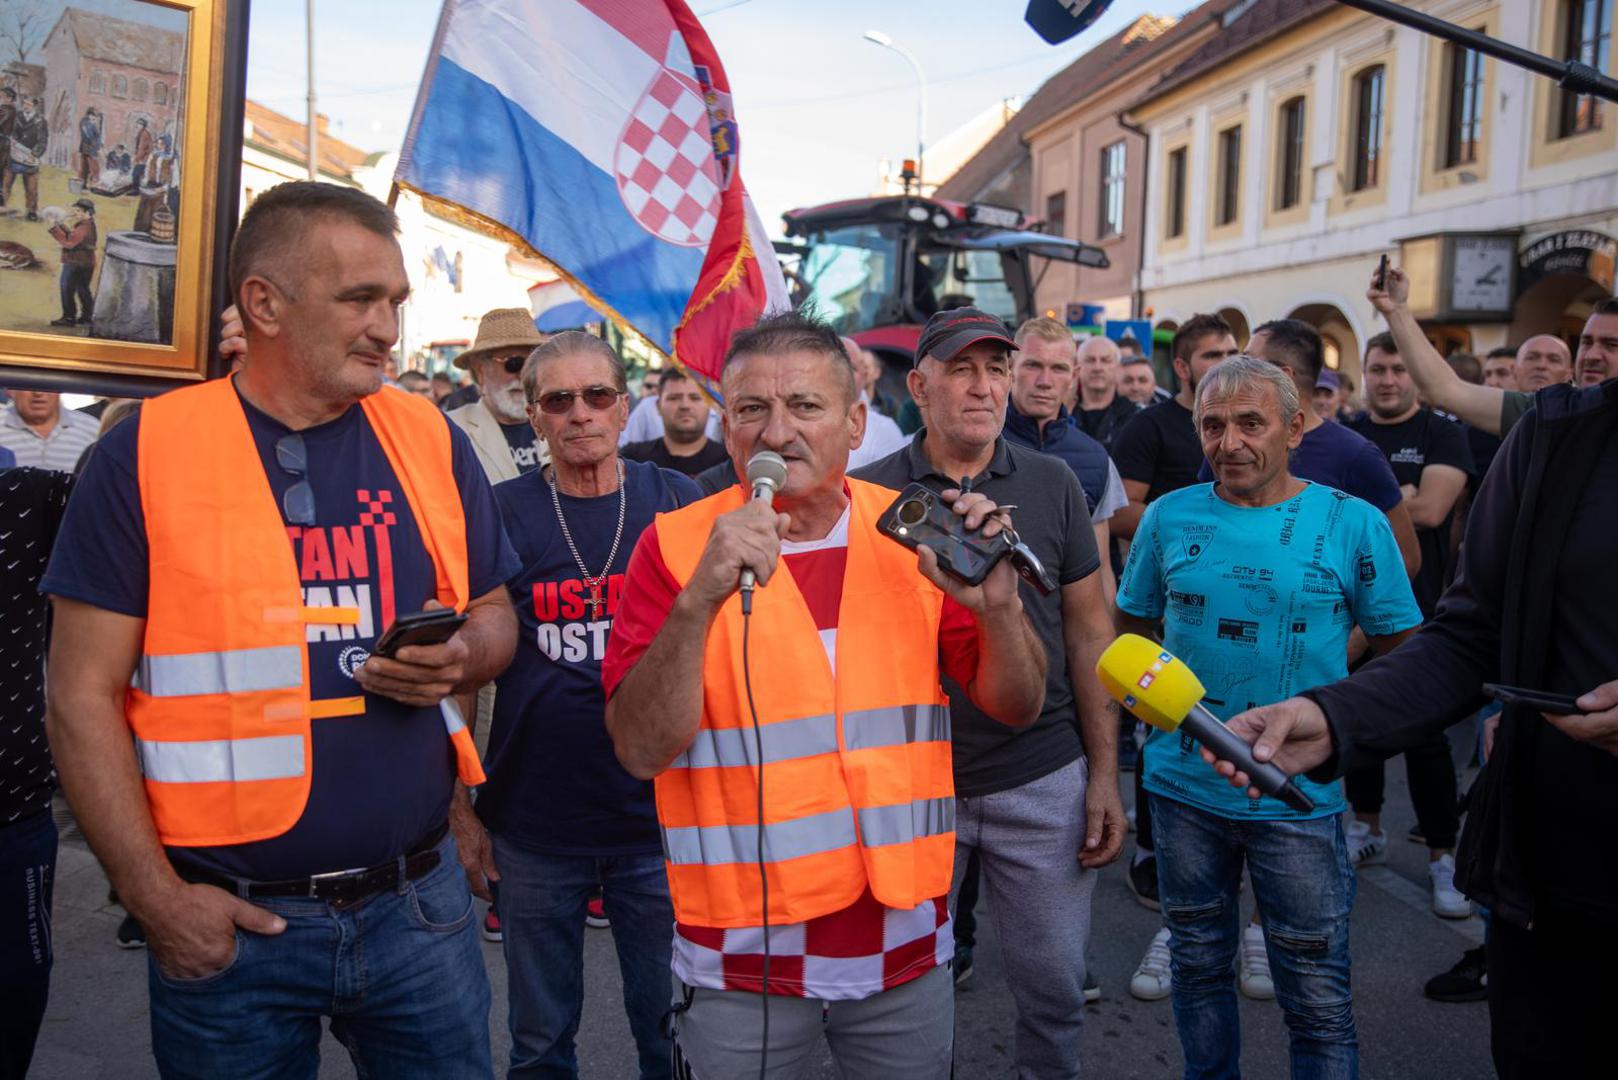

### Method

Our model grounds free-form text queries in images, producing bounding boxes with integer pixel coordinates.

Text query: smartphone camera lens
[896,498,928,528]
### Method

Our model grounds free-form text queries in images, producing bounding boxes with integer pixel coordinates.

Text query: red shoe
[586,896,610,928]
[482,908,503,943]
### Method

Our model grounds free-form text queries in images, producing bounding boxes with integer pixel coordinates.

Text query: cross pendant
[587,579,604,618]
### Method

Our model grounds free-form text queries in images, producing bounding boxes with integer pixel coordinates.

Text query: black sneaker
[1127,855,1160,912]
[1423,945,1487,1003]
[1083,969,1101,1003]
[954,945,974,987]
[116,914,147,949]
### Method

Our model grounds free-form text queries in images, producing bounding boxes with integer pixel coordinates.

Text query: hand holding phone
[1375,253,1389,291]
[373,607,468,659]
[1482,683,1583,716]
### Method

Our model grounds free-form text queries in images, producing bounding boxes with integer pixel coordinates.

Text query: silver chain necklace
[547,459,627,618]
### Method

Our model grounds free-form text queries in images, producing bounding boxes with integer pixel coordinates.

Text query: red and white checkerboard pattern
[615,70,722,248]
[672,888,953,1002]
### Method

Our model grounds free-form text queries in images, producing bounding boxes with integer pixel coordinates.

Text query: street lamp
[863,29,926,188]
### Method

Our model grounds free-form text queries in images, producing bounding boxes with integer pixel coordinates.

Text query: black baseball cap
[913,307,1018,367]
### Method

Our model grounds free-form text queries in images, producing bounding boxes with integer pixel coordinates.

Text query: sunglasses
[274,432,316,526]
[495,354,527,375]
[532,385,622,415]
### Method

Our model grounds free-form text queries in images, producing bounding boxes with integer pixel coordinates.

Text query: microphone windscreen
[746,450,788,491]
[1096,633,1207,734]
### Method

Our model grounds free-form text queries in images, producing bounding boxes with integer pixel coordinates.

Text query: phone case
[876,483,1004,587]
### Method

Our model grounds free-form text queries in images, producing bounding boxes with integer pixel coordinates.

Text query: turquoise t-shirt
[1117,481,1422,821]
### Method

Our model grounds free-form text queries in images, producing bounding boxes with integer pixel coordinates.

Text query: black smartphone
[1481,683,1583,716]
[1375,253,1389,291]
[373,608,468,658]
[877,483,1008,588]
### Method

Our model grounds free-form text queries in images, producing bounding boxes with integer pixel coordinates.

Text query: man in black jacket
[1202,377,1618,1077]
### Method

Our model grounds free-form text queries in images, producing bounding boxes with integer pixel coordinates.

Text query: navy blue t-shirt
[1198,418,1403,511]
[476,460,700,854]
[41,384,518,879]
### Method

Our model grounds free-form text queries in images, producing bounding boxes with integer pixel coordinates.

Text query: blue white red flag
[396,0,789,384]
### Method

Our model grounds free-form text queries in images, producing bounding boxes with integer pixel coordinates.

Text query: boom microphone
[1024,0,1116,44]
[738,450,788,610]
[1096,634,1315,813]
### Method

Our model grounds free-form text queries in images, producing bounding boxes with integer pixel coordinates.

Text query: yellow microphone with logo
[1097,634,1314,813]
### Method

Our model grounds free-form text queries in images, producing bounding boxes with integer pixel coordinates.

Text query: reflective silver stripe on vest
[857,797,955,848]
[842,704,951,751]
[670,713,838,770]
[136,735,305,784]
[133,645,304,697]
[662,806,857,867]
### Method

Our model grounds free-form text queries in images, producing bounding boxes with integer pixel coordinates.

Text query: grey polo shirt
[852,431,1101,798]
[0,403,99,473]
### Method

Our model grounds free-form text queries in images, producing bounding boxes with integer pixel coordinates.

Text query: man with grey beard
[449,308,549,484]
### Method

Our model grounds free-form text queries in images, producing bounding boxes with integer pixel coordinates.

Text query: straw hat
[454,307,546,370]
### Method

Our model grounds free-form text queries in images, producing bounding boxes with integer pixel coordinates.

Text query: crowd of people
[2,179,1615,1080]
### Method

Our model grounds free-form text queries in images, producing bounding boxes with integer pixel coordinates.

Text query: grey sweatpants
[953,755,1095,1079]
[671,963,953,1078]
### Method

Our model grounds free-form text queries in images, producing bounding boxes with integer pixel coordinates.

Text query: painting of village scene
[0,0,188,345]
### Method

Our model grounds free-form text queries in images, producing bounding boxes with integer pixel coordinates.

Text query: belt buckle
[308,865,366,899]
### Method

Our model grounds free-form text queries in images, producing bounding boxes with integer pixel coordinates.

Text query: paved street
[31,729,1491,1079]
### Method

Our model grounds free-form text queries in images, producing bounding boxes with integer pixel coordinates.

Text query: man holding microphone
[603,312,1046,1076]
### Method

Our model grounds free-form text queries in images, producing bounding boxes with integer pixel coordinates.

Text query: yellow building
[1128,0,1618,379]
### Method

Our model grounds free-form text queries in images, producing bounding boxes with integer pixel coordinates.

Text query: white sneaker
[1429,854,1473,919]
[1129,927,1173,1001]
[1345,819,1387,868]
[1238,924,1275,1000]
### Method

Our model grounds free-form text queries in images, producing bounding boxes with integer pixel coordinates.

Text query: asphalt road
[31,730,1491,1078]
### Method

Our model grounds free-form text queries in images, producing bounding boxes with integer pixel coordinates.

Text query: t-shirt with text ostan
[1117,481,1421,821]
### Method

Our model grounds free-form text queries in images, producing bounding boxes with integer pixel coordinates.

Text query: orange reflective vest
[129,377,484,848]
[652,479,955,928]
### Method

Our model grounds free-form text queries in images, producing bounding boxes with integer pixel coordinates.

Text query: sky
[245,0,1203,235]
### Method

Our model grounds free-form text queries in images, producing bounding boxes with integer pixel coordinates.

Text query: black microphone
[1024,0,1116,44]
[739,451,787,613]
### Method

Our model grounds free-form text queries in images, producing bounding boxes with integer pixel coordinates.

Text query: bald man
[1512,335,1573,392]
[1074,336,1140,450]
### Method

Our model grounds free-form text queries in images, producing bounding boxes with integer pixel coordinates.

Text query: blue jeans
[149,829,492,1079]
[0,810,56,1080]
[1150,795,1357,1080]
[490,837,673,1079]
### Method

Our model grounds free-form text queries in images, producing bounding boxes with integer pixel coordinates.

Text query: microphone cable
[741,603,771,1079]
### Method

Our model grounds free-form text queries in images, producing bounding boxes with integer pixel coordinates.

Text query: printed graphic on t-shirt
[1117,482,1422,820]
[529,571,625,662]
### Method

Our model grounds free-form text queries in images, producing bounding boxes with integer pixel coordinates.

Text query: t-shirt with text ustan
[41,385,518,879]
[601,502,980,1001]
[1118,482,1421,822]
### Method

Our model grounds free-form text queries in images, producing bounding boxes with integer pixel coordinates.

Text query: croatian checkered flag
[396,0,789,386]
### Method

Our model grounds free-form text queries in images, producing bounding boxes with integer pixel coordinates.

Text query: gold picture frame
[0,0,245,394]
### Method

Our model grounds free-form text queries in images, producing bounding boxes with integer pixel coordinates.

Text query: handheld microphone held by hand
[1096,634,1314,814]
[739,451,788,613]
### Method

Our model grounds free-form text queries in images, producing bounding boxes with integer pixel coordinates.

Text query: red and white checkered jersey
[603,501,979,1001]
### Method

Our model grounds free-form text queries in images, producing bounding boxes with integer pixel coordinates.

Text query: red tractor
[778,194,1108,399]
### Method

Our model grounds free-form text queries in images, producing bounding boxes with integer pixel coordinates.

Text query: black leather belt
[183,821,449,902]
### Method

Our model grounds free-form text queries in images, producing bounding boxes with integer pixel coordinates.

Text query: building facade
[40,9,184,173]
[1129,0,1618,379]
[237,102,549,373]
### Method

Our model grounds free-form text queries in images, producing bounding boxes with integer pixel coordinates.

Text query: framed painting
[0,0,247,396]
